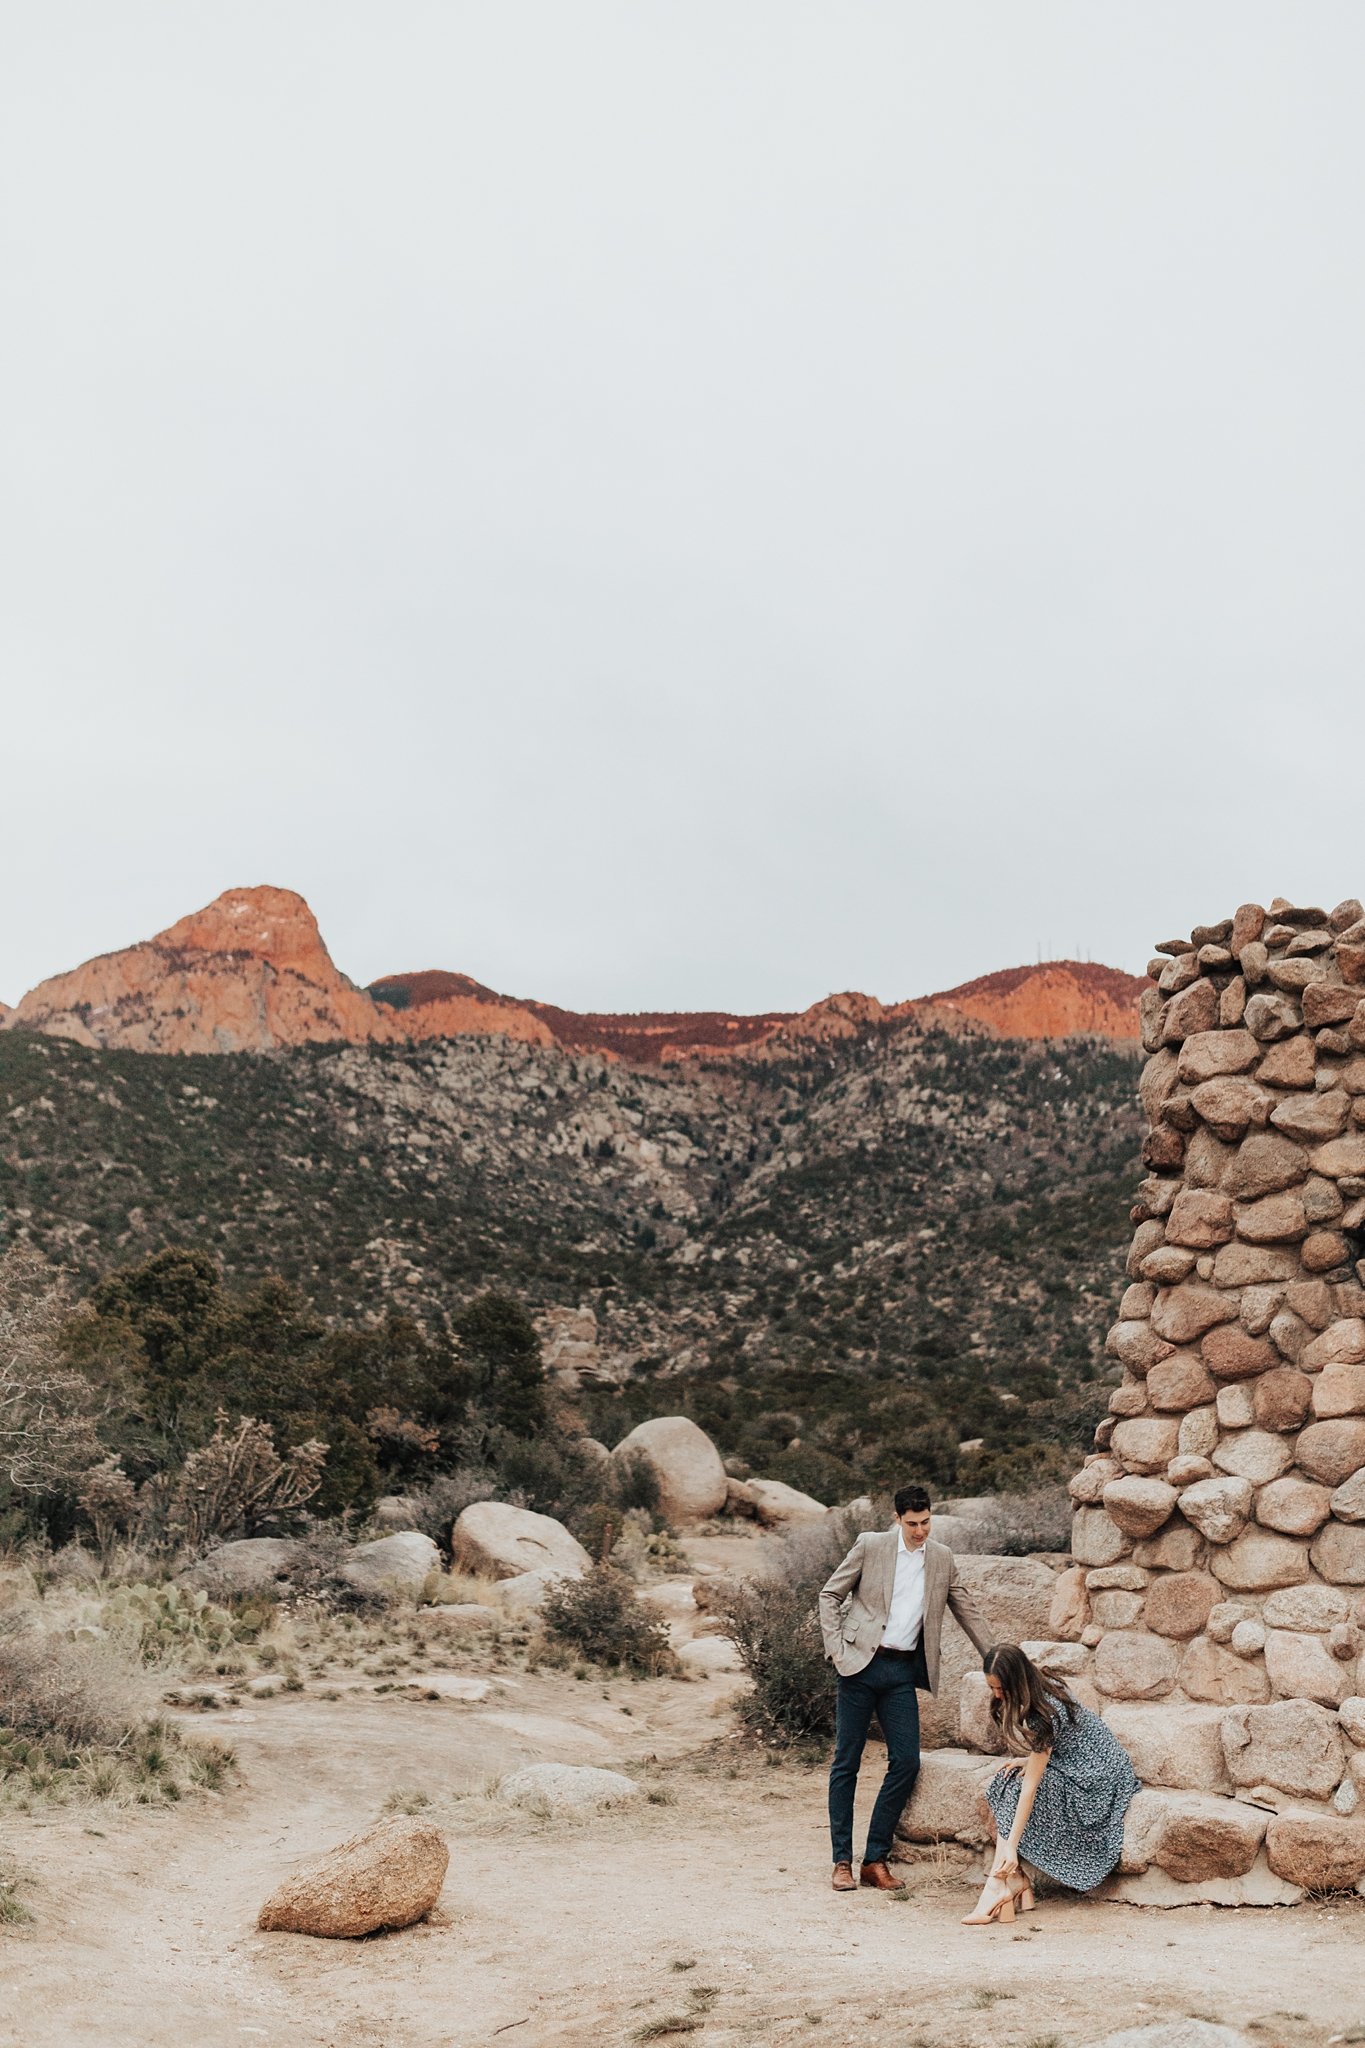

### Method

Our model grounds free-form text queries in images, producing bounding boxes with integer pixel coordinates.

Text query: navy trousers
[828,1642,928,1865]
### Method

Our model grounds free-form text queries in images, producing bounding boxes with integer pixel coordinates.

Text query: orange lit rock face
[6,887,398,1055]
[917,962,1146,1042]
[3,890,1144,1061]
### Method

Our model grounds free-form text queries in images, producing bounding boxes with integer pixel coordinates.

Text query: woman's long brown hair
[983,1643,1076,1755]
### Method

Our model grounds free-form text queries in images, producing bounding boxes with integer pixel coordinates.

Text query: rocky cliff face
[5,888,396,1055]
[3,886,1144,1061]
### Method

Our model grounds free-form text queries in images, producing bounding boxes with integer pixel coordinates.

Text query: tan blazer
[818,1529,992,1687]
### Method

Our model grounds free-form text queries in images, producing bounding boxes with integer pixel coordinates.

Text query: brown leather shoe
[859,1859,901,1891]
[831,1861,856,1891]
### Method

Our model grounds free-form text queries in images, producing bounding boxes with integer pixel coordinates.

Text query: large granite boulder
[610,1417,728,1524]
[451,1501,590,1582]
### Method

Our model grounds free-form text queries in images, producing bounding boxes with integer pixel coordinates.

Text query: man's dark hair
[893,1484,931,1517]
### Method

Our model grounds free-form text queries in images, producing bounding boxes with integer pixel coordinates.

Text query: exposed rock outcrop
[3,886,1142,1062]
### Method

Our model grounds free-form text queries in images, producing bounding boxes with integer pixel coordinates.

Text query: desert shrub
[541,1562,677,1675]
[164,1413,327,1548]
[385,1468,496,1547]
[609,1508,685,1580]
[0,1623,142,1750]
[0,1247,100,1495]
[715,1500,883,1746]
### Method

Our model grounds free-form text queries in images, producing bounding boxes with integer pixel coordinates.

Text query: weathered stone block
[1102,1476,1178,1538]
[1101,1703,1230,1793]
[1264,1629,1351,1707]
[1134,1521,1205,1572]
[1151,1792,1267,1881]
[1296,1419,1365,1487]
[1151,1283,1240,1346]
[1250,1367,1313,1431]
[895,1748,995,1846]
[1330,1470,1365,1522]
[1234,1192,1310,1244]
[1180,1635,1271,1705]
[1303,1229,1352,1273]
[1255,1477,1333,1536]
[1143,1570,1219,1639]
[1070,1508,1133,1568]
[1147,1354,1218,1411]
[1091,1588,1146,1629]
[1263,1585,1348,1631]
[1178,1475,1253,1545]
[1201,1324,1278,1380]
[1211,1431,1293,1486]
[1222,1699,1345,1797]
[1311,1520,1365,1585]
[1245,991,1302,1041]
[1302,1319,1365,1371]
[1265,1812,1365,1890]
[1191,1077,1272,1139]
[1257,1035,1316,1089]
[1270,1091,1350,1142]
[1163,978,1220,1043]
[1209,1528,1309,1591]
[1165,1188,1235,1248]
[1111,1417,1182,1474]
[1177,1031,1259,1083]
[1176,1405,1220,1461]
[1092,1629,1178,1700]
[1047,1564,1089,1640]
[1312,1358,1365,1417]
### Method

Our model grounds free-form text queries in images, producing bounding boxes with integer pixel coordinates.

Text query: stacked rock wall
[1056,896,1365,1900]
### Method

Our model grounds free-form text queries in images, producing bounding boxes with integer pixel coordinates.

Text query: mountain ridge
[3,885,1145,1062]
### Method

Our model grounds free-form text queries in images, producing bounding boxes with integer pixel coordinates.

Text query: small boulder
[182,1537,304,1599]
[1081,2024,1253,2048]
[895,1748,996,1848]
[745,1478,827,1525]
[498,1763,641,1815]
[494,1569,567,1616]
[610,1417,728,1523]
[451,1501,591,1582]
[257,1816,448,1938]
[341,1533,442,1600]
[1264,1812,1365,1890]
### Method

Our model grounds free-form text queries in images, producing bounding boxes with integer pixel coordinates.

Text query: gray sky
[5,5,1365,1014]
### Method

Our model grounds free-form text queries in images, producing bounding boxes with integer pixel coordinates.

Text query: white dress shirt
[880,1528,926,1651]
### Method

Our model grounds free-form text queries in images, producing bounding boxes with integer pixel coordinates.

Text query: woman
[962,1643,1139,1926]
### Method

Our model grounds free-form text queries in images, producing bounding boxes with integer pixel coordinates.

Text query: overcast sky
[5,5,1365,1014]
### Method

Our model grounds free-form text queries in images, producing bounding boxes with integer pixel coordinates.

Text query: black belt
[878,1643,922,1658]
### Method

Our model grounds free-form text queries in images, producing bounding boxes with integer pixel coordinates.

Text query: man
[818,1484,992,1892]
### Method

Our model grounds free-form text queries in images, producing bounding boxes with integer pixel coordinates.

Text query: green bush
[715,1502,881,1746]
[540,1562,676,1676]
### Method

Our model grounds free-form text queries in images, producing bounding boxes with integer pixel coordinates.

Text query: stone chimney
[1065,895,1365,1901]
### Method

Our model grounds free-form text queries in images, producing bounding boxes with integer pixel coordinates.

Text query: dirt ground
[3,1539,1364,2048]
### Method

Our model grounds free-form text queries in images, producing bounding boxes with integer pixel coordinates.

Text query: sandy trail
[3,1667,1363,2048]
[1,1542,1363,2048]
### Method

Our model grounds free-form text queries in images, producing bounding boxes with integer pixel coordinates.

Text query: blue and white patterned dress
[985,1700,1139,1892]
